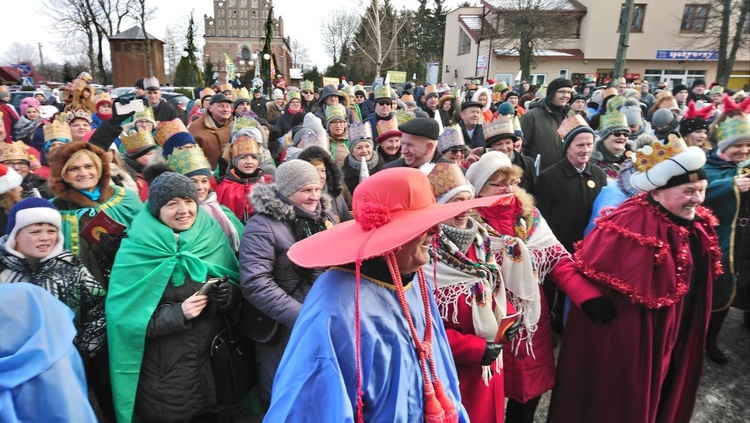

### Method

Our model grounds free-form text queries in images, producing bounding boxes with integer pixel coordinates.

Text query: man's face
[325,95,339,107]
[552,88,573,107]
[209,101,233,122]
[375,100,391,117]
[651,179,707,221]
[566,132,594,168]
[35,94,46,103]
[675,90,689,103]
[692,84,706,95]
[400,133,436,168]
[301,90,315,103]
[570,99,586,112]
[616,84,627,95]
[460,107,481,127]
[146,89,161,106]
[235,101,250,113]
[426,96,438,110]
[641,84,650,93]
[355,93,365,104]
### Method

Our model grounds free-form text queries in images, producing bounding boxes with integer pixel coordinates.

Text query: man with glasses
[300,80,317,113]
[520,78,574,172]
[366,84,397,139]
[0,141,50,198]
[354,86,373,119]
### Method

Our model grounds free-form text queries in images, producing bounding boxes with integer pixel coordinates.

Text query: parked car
[111,87,134,98]
[9,91,34,111]
[116,92,191,124]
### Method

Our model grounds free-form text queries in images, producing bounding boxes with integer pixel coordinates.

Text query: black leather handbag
[210,315,257,404]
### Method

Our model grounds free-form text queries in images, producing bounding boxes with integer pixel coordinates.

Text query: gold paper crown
[43,118,73,143]
[121,129,156,153]
[394,110,415,125]
[301,80,314,92]
[232,115,258,135]
[376,116,399,137]
[483,115,515,141]
[286,90,301,102]
[155,119,188,147]
[325,104,347,122]
[437,126,466,153]
[167,146,211,176]
[340,85,354,97]
[374,84,391,100]
[65,109,92,123]
[557,114,590,139]
[353,84,364,94]
[634,134,687,173]
[0,141,30,162]
[229,135,260,159]
[133,107,156,124]
[219,83,232,93]
[94,92,112,105]
[232,87,249,101]
[427,162,473,203]
[424,85,438,98]
[717,114,750,145]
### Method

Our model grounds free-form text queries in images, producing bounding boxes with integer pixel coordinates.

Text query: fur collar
[48,141,115,207]
[514,186,535,218]
[249,183,332,222]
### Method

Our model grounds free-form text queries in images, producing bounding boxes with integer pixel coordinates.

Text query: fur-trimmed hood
[47,141,115,207]
[249,182,332,222]
[297,146,344,197]
[472,87,492,113]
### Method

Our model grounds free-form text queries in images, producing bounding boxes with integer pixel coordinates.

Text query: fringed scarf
[200,190,241,253]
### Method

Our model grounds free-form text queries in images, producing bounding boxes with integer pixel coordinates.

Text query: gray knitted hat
[276,159,322,198]
[148,172,199,217]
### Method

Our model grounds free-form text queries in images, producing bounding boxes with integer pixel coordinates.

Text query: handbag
[210,314,257,405]
[240,302,281,345]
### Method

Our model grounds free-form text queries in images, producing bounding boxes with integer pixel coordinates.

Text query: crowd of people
[0,70,748,423]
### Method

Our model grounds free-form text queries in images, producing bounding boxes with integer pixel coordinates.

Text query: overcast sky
[2,0,467,76]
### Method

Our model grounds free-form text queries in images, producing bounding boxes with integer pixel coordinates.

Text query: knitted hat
[437,126,467,154]
[558,114,595,151]
[20,97,42,117]
[546,78,573,101]
[679,101,714,137]
[630,134,707,192]
[147,172,199,217]
[717,114,750,152]
[651,108,678,129]
[505,91,520,101]
[5,197,63,255]
[0,163,23,195]
[496,102,515,116]
[423,162,474,204]
[621,105,643,126]
[275,159,322,198]
[672,84,689,96]
[272,89,284,100]
[598,100,630,140]
[691,79,707,89]
[348,121,373,151]
[465,151,512,192]
[424,85,439,101]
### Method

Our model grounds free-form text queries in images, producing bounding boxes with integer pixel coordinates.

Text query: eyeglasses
[612,132,629,138]
[3,161,29,168]
[449,148,466,155]
[486,180,519,190]
[329,120,346,126]
[356,95,365,98]
[376,101,391,106]
[556,89,574,95]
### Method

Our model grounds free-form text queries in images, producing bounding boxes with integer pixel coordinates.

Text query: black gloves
[99,233,125,261]
[504,319,522,343]
[581,297,618,324]
[109,97,137,126]
[208,280,233,310]
[480,342,503,366]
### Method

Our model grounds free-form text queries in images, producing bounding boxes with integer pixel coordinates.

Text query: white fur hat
[465,151,513,193]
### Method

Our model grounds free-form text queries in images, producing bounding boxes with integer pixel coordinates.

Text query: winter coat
[459,119,486,149]
[250,97,267,119]
[266,101,284,125]
[151,99,178,122]
[215,168,272,224]
[0,236,107,360]
[520,99,567,172]
[275,106,303,137]
[588,138,635,180]
[189,113,234,170]
[239,183,336,401]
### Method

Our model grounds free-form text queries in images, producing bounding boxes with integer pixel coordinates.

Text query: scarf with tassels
[200,190,243,253]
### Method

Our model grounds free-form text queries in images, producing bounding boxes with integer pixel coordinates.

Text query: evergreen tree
[203,60,215,87]
[173,13,203,87]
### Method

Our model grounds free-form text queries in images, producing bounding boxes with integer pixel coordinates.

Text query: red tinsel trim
[594,218,669,265]
[722,93,750,115]
[358,202,391,231]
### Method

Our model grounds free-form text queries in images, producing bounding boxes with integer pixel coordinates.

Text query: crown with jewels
[167,146,211,176]
[394,110,415,126]
[483,115,515,141]
[634,134,687,173]
[325,104,347,123]
[630,134,707,192]
[155,119,188,147]
[232,115,258,136]
[43,115,73,143]
[229,133,261,158]
[437,125,466,153]
[232,86,249,101]
[121,129,156,154]
[374,84,392,100]
[0,141,30,163]
[300,80,314,92]
[65,109,92,124]
[557,114,589,140]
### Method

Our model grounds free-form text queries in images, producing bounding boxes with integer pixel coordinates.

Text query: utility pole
[38,43,44,68]
[613,0,634,81]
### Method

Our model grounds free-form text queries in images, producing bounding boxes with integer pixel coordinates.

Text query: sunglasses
[612,132,629,138]
[376,101,391,106]
[302,91,313,95]
[449,148,466,154]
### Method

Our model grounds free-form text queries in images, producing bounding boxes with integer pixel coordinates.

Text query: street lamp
[263,53,270,60]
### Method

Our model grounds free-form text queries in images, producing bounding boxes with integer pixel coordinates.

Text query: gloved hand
[208,280,233,310]
[581,297,618,324]
[480,342,503,366]
[503,319,522,343]
[99,232,125,260]
[109,97,136,126]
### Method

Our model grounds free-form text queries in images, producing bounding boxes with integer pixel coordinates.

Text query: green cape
[106,205,239,423]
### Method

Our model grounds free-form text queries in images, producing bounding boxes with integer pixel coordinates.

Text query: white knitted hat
[465,151,512,193]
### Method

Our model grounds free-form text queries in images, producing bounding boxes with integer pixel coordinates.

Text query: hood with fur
[48,141,114,206]
[297,146,344,197]
[472,87,492,112]
[249,183,332,222]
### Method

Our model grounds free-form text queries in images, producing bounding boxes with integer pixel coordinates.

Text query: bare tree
[289,38,311,70]
[132,0,157,76]
[320,9,361,65]
[43,0,98,79]
[351,0,410,77]
[3,43,40,65]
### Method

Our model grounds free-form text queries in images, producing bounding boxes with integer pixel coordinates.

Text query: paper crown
[376,116,399,138]
[493,81,508,93]
[94,92,112,105]
[219,83,232,92]
[483,115,516,141]
[717,114,750,150]
[70,72,92,92]
[437,125,467,153]
[228,134,260,159]
[348,121,373,143]
[121,129,156,154]
[709,85,724,96]
[301,80,314,92]
[340,85,354,98]
[0,141,30,162]
[43,117,73,143]
[374,84,392,100]
[155,118,188,147]
[325,104,347,122]
[298,130,324,149]
[66,109,92,124]
[424,85,438,98]
[133,107,156,125]
[167,146,211,176]
[558,114,590,139]
[286,90,301,102]
[144,76,160,90]
[232,86,249,101]
[425,162,474,204]
[353,84,365,94]
[394,110,416,125]
[232,115,258,136]
[199,87,215,99]
[630,134,706,192]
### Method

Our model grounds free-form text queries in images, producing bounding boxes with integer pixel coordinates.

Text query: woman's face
[159,196,197,231]
[478,93,487,106]
[274,98,285,107]
[65,153,99,192]
[312,162,327,188]
[442,147,465,164]
[288,99,301,113]
[352,142,373,160]
[98,103,112,115]
[507,96,518,106]
[603,131,629,156]
[444,191,472,229]
[478,173,517,197]
[202,97,211,108]
[380,136,401,156]
[25,107,39,120]
[70,119,91,141]
[442,100,452,111]
[395,224,441,274]
[723,140,750,164]
[189,175,211,203]
[135,119,154,132]
[236,154,259,174]
[82,89,91,99]
[286,183,321,213]
[328,120,346,137]
[14,223,58,260]
[687,129,708,148]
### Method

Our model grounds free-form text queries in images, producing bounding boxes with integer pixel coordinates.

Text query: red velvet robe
[547,194,722,423]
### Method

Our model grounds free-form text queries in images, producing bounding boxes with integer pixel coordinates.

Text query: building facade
[109,26,166,88]
[443,0,750,90]
[203,0,292,86]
